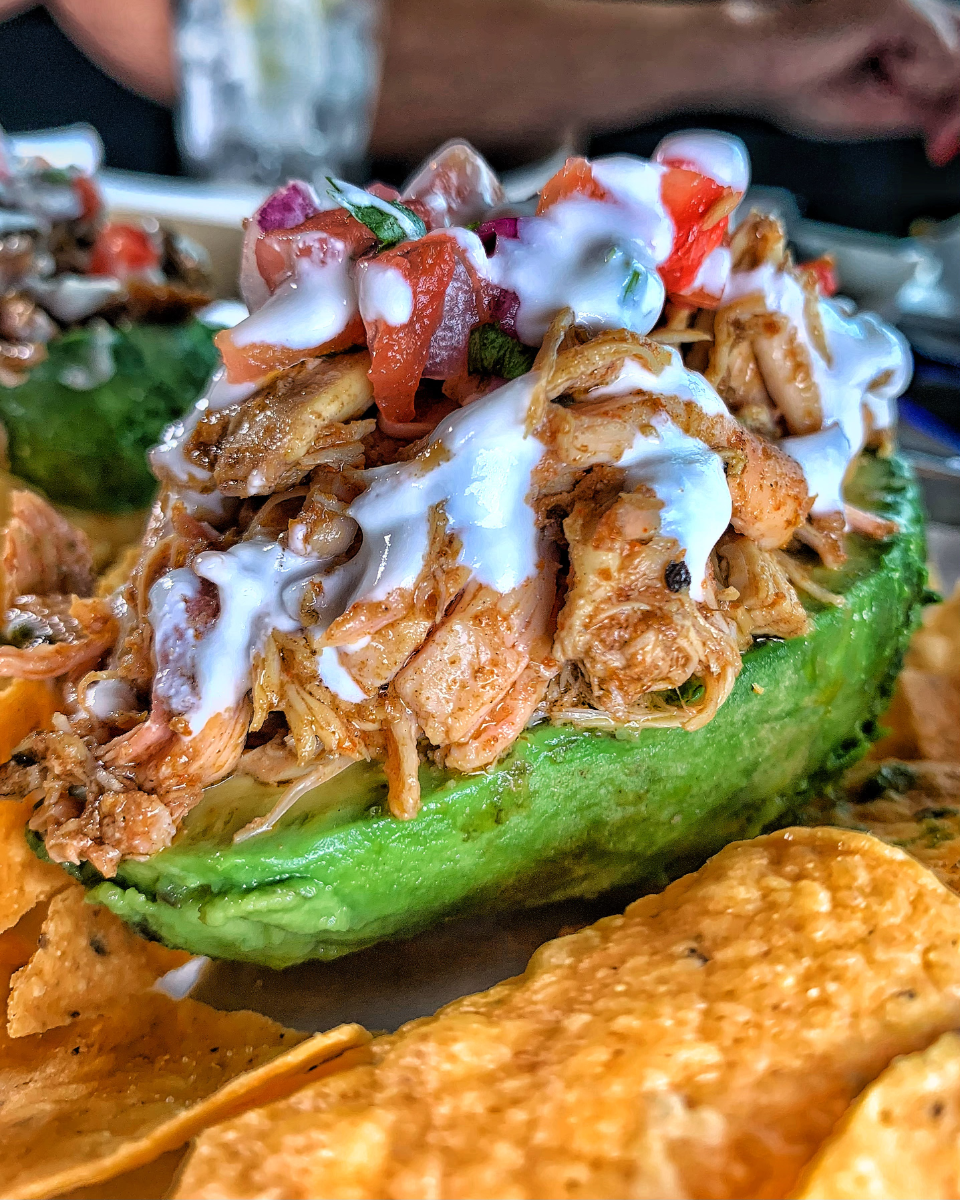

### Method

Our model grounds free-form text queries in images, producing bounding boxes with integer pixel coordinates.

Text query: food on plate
[0,788,370,1199]
[1,793,65,934]
[0,127,221,514]
[4,885,192,1036]
[804,759,960,892]
[0,133,926,965]
[173,827,960,1200]
[873,581,960,762]
[0,984,368,1200]
[795,1031,960,1200]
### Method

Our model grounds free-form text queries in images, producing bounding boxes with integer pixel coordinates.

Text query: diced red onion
[488,287,521,337]
[256,181,322,232]
[476,216,519,255]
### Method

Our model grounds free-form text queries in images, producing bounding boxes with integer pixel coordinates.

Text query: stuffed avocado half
[4,133,926,968]
[63,453,924,968]
[0,127,221,515]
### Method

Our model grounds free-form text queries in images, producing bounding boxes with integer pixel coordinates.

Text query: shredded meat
[182,352,375,496]
[555,486,740,729]
[17,302,889,870]
[0,595,117,680]
[714,533,810,648]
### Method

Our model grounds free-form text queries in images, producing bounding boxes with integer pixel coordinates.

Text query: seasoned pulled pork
[0,137,910,873]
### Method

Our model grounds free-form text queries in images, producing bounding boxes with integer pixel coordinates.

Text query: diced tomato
[536,157,610,214]
[658,168,735,296]
[800,255,839,298]
[361,232,495,423]
[72,174,102,223]
[215,315,367,384]
[362,237,457,423]
[255,209,377,293]
[88,222,160,279]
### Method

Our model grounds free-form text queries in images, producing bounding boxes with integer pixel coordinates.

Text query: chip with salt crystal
[0,794,67,934]
[875,583,960,761]
[0,989,368,1200]
[804,759,960,894]
[795,1030,960,1199]
[6,885,191,1037]
[174,827,960,1200]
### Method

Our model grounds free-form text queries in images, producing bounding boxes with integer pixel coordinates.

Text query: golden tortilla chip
[875,584,960,761]
[0,795,67,934]
[0,677,59,764]
[7,886,191,1037]
[0,989,369,1200]
[794,1030,960,1199]
[804,759,960,893]
[891,670,960,761]
[909,581,960,676]
[176,827,960,1200]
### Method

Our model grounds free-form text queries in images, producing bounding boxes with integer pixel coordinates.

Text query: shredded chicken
[179,352,374,496]
[5,286,899,870]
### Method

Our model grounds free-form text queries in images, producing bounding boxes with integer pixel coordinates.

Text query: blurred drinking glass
[175,0,382,188]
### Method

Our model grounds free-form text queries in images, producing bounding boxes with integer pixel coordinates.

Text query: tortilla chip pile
[3,591,960,1198]
[0,800,369,1200]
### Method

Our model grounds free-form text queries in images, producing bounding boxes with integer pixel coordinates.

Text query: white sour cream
[357,262,414,327]
[781,423,852,517]
[616,416,731,603]
[687,244,732,299]
[653,130,750,192]
[490,199,666,345]
[341,371,546,606]
[316,646,369,702]
[149,540,326,733]
[722,263,912,510]
[592,345,731,418]
[230,249,357,351]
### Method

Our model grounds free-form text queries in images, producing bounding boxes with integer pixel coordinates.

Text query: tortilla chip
[794,1030,960,1199]
[6,886,191,1037]
[874,584,960,761]
[176,827,960,1200]
[807,758,960,892]
[0,796,68,934]
[0,677,59,764]
[0,989,369,1200]
[908,581,960,676]
[57,1149,188,1200]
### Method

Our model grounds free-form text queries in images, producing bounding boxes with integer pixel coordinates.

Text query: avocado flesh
[79,453,925,968]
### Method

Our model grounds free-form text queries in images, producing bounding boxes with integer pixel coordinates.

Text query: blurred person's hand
[738,0,960,165]
[7,0,959,169]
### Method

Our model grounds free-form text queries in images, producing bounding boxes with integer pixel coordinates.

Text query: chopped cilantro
[326,177,426,248]
[468,323,537,380]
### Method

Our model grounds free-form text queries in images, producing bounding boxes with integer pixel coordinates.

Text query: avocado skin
[82,453,926,968]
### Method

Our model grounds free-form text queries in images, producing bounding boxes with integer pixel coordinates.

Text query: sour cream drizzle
[591,347,733,600]
[342,370,546,604]
[149,374,547,723]
[149,540,327,735]
[616,416,731,602]
[722,263,912,513]
[230,250,357,351]
[357,262,414,327]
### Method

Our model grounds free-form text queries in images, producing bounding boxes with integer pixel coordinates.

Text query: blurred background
[0,0,957,546]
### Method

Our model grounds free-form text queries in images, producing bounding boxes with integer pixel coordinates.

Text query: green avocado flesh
[0,320,220,512]
[66,453,925,968]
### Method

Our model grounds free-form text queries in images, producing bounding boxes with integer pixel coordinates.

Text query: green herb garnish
[326,178,426,248]
[468,324,537,380]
